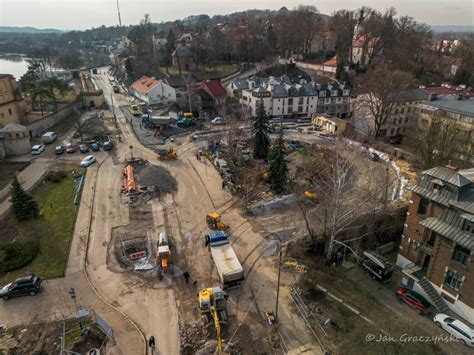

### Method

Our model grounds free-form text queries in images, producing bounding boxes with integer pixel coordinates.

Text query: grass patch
[0,173,80,285]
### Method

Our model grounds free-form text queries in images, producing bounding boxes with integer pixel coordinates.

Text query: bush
[0,241,39,273]
[46,170,68,183]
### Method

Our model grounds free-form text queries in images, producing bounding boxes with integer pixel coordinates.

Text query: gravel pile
[137,165,177,195]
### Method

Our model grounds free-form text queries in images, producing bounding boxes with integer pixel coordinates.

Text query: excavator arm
[210,306,222,355]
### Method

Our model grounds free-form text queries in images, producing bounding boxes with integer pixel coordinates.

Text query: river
[0,55,31,79]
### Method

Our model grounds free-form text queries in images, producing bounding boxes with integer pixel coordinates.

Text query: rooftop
[202,79,226,97]
[131,76,160,95]
[423,94,474,116]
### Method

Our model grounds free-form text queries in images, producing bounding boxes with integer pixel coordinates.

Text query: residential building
[313,114,347,135]
[152,31,168,53]
[172,44,196,71]
[227,75,352,118]
[397,166,474,324]
[200,80,226,114]
[417,94,474,164]
[130,76,177,106]
[0,74,27,128]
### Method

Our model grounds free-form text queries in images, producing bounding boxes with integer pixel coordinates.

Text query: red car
[66,143,76,154]
[396,287,431,314]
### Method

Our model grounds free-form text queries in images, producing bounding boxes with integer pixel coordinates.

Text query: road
[93,69,321,353]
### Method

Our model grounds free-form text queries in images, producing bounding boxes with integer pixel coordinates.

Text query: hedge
[0,241,39,273]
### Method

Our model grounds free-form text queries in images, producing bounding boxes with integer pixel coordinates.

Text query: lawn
[0,172,80,284]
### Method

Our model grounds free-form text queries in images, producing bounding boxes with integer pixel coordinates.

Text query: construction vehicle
[198,286,228,355]
[156,232,172,278]
[142,114,171,129]
[205,231,244,289]
[206,213,228,230]
[157,148,177,160]
[121,165,137,193]
[130,105,141,116]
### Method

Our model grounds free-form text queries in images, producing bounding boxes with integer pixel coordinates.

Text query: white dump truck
[206,231,244,289]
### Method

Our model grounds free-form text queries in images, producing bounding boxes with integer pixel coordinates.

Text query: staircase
[418,278,449,313]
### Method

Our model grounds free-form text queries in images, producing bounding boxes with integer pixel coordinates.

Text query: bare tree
[356,67,414,139]
[409,115,473,169]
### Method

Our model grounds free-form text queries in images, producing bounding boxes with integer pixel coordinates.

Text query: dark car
[55,145,65,155]
[103,141,113,151]
[0,276,42,300]
[389,135,403,144]
[396,287,431,314]
[368,151,380,161]
[90,142,100,151]
[79,144,89,153]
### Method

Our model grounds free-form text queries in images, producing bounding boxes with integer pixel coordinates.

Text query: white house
[130,76,176,105]
[228,75,352,118]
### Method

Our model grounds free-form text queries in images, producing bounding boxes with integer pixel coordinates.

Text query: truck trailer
[206,231,244,289]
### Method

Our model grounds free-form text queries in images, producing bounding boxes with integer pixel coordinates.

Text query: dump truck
[156,232,172,279]
[141,114,172,129]
[205,231,244,289]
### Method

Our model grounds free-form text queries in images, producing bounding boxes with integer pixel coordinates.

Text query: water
[0,55,31,80]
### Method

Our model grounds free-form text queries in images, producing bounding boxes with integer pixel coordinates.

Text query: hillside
[0,26,63,34]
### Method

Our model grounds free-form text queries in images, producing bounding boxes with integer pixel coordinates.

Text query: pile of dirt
[136,165,177,195]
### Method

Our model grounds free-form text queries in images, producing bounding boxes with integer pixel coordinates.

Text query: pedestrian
[183,271,190,284]
[196,152,199,160]
[222,180,226,189]
[205,235,210,247]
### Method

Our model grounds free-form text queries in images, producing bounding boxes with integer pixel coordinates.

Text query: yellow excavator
[206,213,229,231]
[198,287,228,355]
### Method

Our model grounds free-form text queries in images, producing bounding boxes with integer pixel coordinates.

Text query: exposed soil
[0,163,29,192]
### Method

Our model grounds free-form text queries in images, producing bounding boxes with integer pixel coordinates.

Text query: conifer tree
[10,177,39,220]
[253,100,270,159]
[269,129,288,193]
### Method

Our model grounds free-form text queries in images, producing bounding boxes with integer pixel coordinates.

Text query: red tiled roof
[202,79,226,97]
[323,55,337,67]
[131,76,160,95]
[353,35,379,48]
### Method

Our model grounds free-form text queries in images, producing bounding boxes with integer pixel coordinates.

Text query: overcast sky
[1,0,473,30]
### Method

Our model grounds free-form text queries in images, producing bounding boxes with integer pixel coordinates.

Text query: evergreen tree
[268,129,288,193]
[10,177,39,220]
[253,100,270,159]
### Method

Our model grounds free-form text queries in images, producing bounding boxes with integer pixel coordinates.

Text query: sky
[0,0,473,30]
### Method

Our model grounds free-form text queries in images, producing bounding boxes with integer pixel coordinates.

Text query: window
[298,98,304,105]
[331,90,338,97]
[288,98,293,106]
[444,269,463,291]
[8,108,12,115]
[427,232,437,247]
[452,245,470,265]
[405,117,409,123]
[401,108,405,114]
[417,198,429,215]
[320,91,326,98]
[394,108,399,114]
[447,324,472,340]
[462,220,474,234]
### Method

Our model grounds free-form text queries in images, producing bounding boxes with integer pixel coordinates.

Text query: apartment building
[227,75,352,118]
[397,166,474,323]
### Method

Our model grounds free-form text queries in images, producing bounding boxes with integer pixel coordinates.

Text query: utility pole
[110,92,117,128]
[275,235,282,322]
[116,0,122,26]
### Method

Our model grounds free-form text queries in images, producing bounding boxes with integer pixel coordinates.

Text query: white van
[42,132,57,144]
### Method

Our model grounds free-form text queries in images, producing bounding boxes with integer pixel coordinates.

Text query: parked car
[103,140,113,151]
[79,144,89,153]
[41,132,57,144]
[54,145,65,155]
[389,135,403,144]
[359,251,394,283]
[31,144,45,155]
[65,143,76,154]
[368,151,380,161]
[80,155,96,167]
[211,117,223,125]
[90,142,100,151]
[396,287,431,314]
[434,313,474,347]
[0,276,42,300]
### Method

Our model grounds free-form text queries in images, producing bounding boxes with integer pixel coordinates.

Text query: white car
[434,313,474,347]
[80,155,96,167]
[31,144,45,155]
[211,117,223,125]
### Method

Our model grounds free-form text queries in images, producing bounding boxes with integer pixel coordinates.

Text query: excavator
[157,148,178,160]
[198,287,228,355]
[121,164,137,193]
[206,213,229,231]
[156,232,172,278]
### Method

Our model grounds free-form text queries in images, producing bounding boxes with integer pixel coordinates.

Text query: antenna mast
[116,0,122,26]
